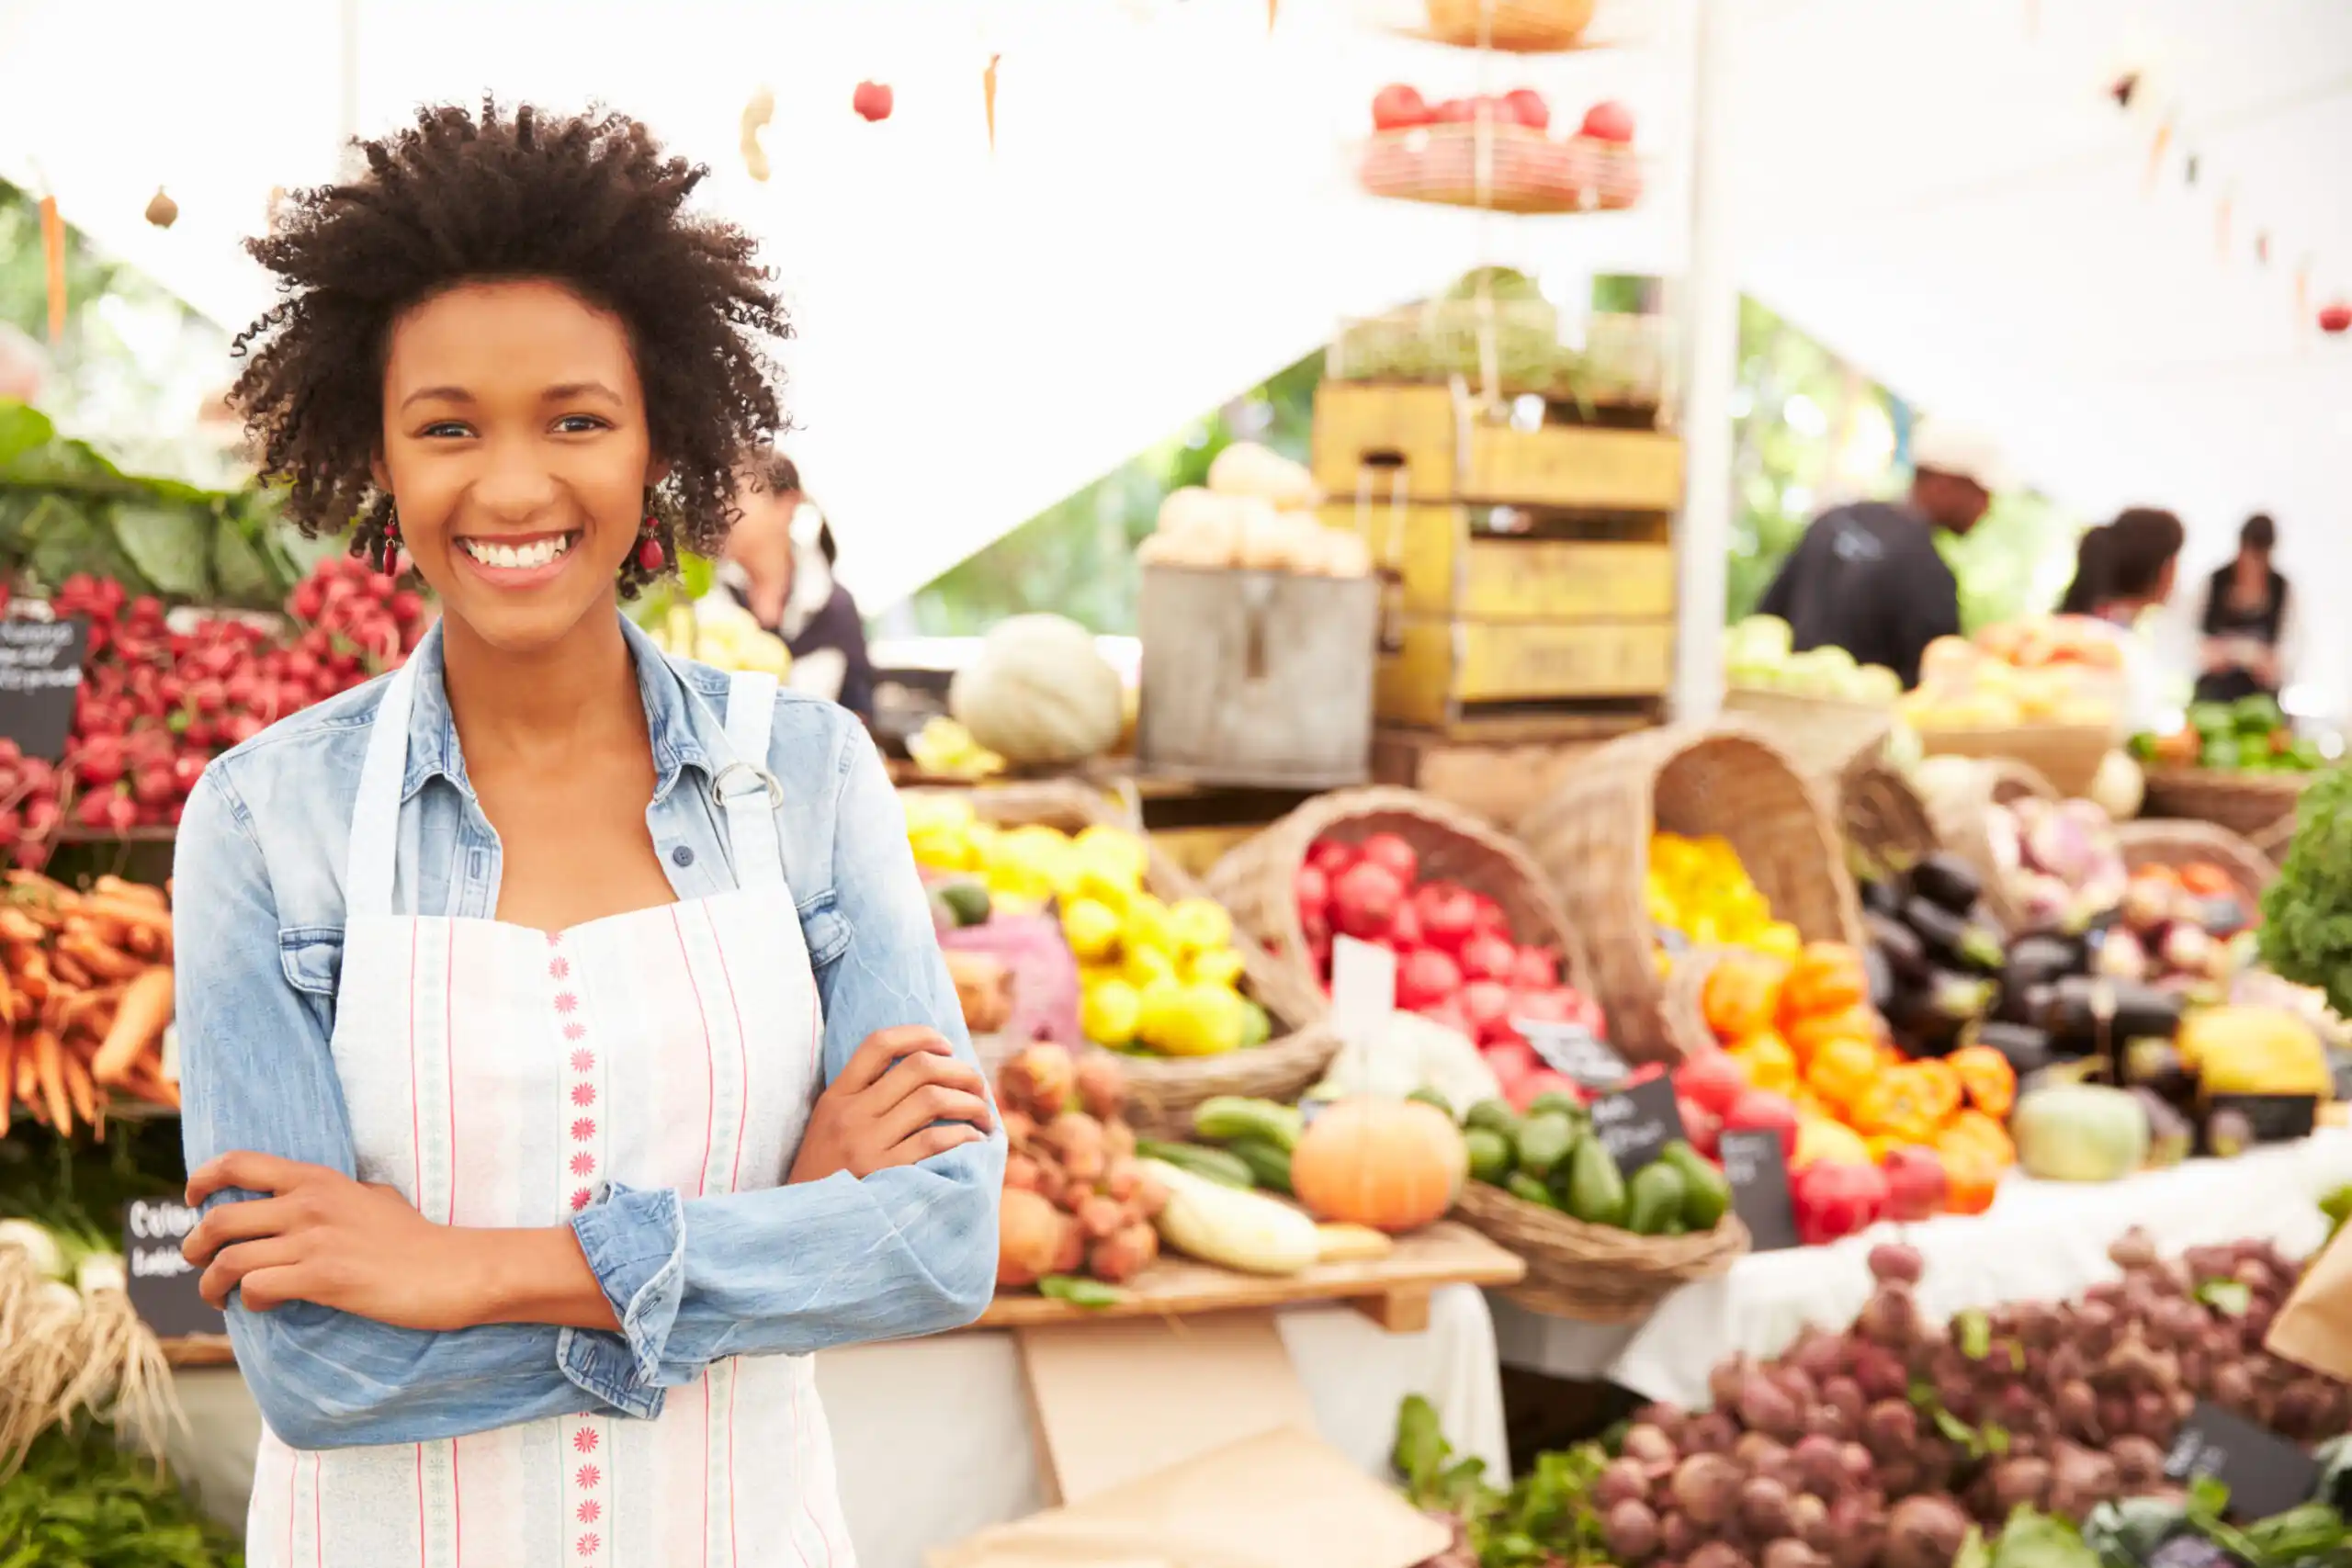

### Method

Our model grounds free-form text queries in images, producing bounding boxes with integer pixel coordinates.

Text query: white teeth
[461,535,573,570]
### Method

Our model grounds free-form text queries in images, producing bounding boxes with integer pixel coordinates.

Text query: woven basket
[1454,1179,1748,1323]
[2252,809,2301,863]
[1917,761,2057,930]
[1520,722,1863,1065]
[1358,125,1643,215]
[944,782,1337,1136]
[1204,785,1592,1018]
[2114,819,2275,908]
[1721,687,1894,784]
[1420,0,1599,50]
[2141,766,2312,844]
[1917,724,2110,798]
[1839,758,1940,880]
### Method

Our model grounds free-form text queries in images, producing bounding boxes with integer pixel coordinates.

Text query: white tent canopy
[3,0,2346,694]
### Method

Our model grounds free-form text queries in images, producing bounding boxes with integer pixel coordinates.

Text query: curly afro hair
[230,98,790,595]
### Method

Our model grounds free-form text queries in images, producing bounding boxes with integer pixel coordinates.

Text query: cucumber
[1191,1096,1304,1153]
[1224,1134,1295,1194]
[1134,1138,1254,1190]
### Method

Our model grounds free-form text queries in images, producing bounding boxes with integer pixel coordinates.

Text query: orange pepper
[1792,1116,1873,1170]
[1702,953,1788,1042]
[1786,1003,1883,1066]
[1780,942,1871,1025]
[1937,1108,2016,1168]
[1725,1031,1800,1097]
[1942,1150,2003,1214]
[1804,1032,1882,1114]
[1945,1043,2018,1119]
[2179,862,2233,897]
[1849,1066,1941,1145]
[1908,1058,1964,1124]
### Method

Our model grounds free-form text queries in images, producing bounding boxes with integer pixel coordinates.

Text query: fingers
[880,1122,989,1168]
[183,1195,305,1268]
[199,1236,304,1311]
[835,1026,955,1094]
[187,1151,326,1206]
[877,1083,997,1149]
[863,1050,993,1123]
[234,1263,317,1314]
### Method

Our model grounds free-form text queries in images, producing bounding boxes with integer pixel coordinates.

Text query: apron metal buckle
[710,761,785,811]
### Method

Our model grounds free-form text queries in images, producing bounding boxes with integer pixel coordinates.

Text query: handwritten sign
[1588,1077,1683,1176]
[2164,1399,2318,1521]
[1719,1130,1800,1252]
[0,615,88,761]
[2204,1093,2318,1149]
[1516,1020,1625,1089]
[123,1198,225,1340]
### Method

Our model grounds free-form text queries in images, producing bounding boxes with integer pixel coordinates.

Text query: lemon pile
[1645,831,1803,961]
[650,601,791,678]
[902,794,1270,1058]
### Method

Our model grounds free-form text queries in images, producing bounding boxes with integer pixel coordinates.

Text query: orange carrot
[60,933,140,982]
[95,876,166,909]
[31,1029,70,1133]
[61,1051,96,1127]
[0,908,46,945]
[119,1069,179,1111]
[74,895,175,935]
[92,965,173,1086]
[48,950,91,990]
[0,1031,14,1129]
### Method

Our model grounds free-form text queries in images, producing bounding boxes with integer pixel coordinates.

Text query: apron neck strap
[716,670,784,888]
[345,657,422,919]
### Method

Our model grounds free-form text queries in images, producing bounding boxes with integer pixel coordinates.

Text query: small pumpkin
[948,614,1125,766]
[1289,1096,1468,1234]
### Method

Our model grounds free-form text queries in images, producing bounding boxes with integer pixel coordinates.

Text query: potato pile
[1598,1230,2343,1568]
[994,1043,1170,1290]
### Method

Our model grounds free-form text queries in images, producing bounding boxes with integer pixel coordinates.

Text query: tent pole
[1671,0,1736,721]
[337,0,362,178]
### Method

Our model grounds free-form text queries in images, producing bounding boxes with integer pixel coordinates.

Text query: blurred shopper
[2194,513,2293,704]
[2055,507,2186,732]
[719,454,877,720]
[1757,421,2006,688]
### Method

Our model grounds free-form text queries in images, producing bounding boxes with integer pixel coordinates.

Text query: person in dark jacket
[719,454,876,721]
[1756,422,2006,689]
[2194,513,2294,705]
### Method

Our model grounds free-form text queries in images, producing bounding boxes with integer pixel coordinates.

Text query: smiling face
[375,278,662,656]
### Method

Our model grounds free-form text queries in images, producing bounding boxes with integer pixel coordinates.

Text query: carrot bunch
[0,872,176,1138]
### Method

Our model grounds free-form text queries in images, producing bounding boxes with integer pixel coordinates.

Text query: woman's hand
[789,1025,995,1185]
[183,1153,498,1331]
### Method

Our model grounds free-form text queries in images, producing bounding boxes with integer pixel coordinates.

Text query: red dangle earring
[635,511,666,573]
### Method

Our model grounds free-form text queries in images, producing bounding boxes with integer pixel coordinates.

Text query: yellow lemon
[1182,947,1247,989]
[1060,897,1123,964]
[1752,921,1804,963]
[1121,894,1177,959]
[1074,823,1148,886]
[1122,943,1179,990]
[1134,976,1187,1053]
[1080,976,1142,1049]
[1070,863,1136,915]
[1167,897,1233,956]
[1149,983,1248,1057]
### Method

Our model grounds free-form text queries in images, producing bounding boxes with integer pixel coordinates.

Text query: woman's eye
[554,414,611,434]
[420,421,472,439]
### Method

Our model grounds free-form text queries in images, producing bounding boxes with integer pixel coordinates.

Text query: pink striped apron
[247,655,854,1566]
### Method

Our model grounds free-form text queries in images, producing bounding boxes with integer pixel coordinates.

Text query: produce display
[0,1215,176,1474]
[1329,273,1667,406]
[904,716,1007,782]
[1455,1085,1738,1240]
[645,594,790,677]
[2133,695,2324,773]
[1137,443,1372,577]
[2261,766,2352,1025]
[1897,624,2120,732]
[1358,86,1642,212]
[1650,833,1804,961]
[1296,831,1601,1107]
[946,613,1126,769]
[1399,1228,2352,1568]
[1984,795,2128,933]
[0,1422,242,1568]
[1724,615,1902,705]
[2098,859,2259,995]
[0,873,177,1133]
[993,1043,1170,1297]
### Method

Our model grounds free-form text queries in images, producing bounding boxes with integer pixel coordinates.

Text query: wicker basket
[1420,0,1599,50]
[1839,759,1940,877]
[1204,786,1592,1020]
[2141,766,2312,844]
[2114,819,2275,907]
[1721,687,1894,783]
[1454,1179,1748,1323]
[1357,125,1643,215]
[1916,723,2110,798]
[944,782,1337,1136]
[1917,761,2058,931]
[1519,722,1863,1065]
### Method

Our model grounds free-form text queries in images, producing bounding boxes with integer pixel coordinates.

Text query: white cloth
[245,657,854,1568]
[1494,1135,2352,1408]
[175,1287,1510,1568]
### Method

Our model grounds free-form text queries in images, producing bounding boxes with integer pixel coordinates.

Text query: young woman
[2195,513,2294,705]
[174,101,1001,1565]
[2053,507,2187,732]
[716,456,876,720]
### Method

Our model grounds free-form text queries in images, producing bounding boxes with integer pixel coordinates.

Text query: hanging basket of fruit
[906,781,1335,1138]
[1414,0,1600,51]
[1202,787,1600,1087]
[1521,722,1864,1065]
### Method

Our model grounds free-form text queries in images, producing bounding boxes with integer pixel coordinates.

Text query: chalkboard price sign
[1517,1020,1626,1090]
[0,615,89,761]
[2164,1400,2319,1521]
[123,1198,226,1341]
[1718,1130,1801,1251]
[1587,1077,1684,1176]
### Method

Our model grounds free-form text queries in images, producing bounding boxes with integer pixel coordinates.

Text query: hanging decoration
[2143,116,2173,193]
[2183,154,2199,186]
[38,195,65,344]
[2109,72,2141,110]
[741,85,775,183]
[2256,231,2271,267]
[2295,258,2311,321]
[143,188,178,229]
[2321,301,2351,337]
[1268,0,1278,32]
[853,80,894,122]
[984,53,1001,152]
[2215,186,2233,261]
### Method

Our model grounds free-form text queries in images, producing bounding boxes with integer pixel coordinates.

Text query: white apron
[247,656,855,1567]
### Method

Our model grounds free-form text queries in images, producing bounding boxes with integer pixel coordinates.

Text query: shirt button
[671,844,696,868]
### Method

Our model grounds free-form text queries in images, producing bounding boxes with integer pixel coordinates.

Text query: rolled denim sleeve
[562,709,1002,1386]
[176,764,650,1447]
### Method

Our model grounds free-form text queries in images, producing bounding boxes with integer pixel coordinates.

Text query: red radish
[2322,300,2352,335]
[1356,832,1418,886]
[1295,863,1330,922]
[1386,896,1424,950]
[1511,945,1559,989]
[1882,1145,1948,1223]
[1416,884,1480,953]
[1502,88,1550,130]
[1458,978,1515,1043]
[1579,99,1636,143]
[1396,948,1464,1012]
[1679,1097,1723,1158]
[1371,83,1430,130]
[1307,838,1358,877]
[1459,932,1518,983]
[1674,1051,1747,1117]
[1330,860,1405,940]
[1722,1089,1800,1158]
[853,80,895,122]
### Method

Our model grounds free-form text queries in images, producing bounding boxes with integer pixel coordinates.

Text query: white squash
[1206,442,1315,508]
[948,615,1125,766]
[1138,1157,1321,1275]
[1155,485,1229,536]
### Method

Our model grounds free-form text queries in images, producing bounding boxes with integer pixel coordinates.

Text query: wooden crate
[1136,565,1379,789]
[1371,723,1645,829]
[1376,616,1675,731]
[1322,500,1673,622]
[1312,380,1685,510]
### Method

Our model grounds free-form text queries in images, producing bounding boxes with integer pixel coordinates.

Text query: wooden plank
[1372,728,1640,829]
[1459,538,1675,622]
[1377,617,1675,724]
[1310,381,1460,502]
[161,1335,236,1368]
[978,1220,1522,1331]
[1464,424,1685,510]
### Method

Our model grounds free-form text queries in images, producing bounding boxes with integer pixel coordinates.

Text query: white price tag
[159,1024,180,1085]
[1329,936,1401,1097]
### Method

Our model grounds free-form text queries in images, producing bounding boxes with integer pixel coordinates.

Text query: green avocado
[1561,1138,1628,1228]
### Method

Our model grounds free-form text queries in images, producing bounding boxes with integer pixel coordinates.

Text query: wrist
[465,1224,618,1331]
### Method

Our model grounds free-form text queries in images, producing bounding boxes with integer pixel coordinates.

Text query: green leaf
[0,397,54,470]
[108,502,212,597]
[1931,1406,1979,1448]
[1955,1307,1993,1359]
[2195,1279,2253,1317]
[209,513,287,608]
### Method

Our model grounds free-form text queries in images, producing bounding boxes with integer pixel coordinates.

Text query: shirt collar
[397,613,722,807]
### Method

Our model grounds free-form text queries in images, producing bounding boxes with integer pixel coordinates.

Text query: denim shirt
[174,614,1003,1450]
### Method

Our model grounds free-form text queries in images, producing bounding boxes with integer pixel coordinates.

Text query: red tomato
[1357,831,1419,887]
[1459,978,1515,1043]
[1673,1051,1748,1117]
[1416,884,1480,953]
[1371,83,1431,130]
[1502,88,1551,130]
[1484,1036,1541,1087]
[1722,1089,1800,1158]
[1459,932,1518,983]
[1387,897,1425,951]
[1579,99,1636,143]
[1396,948,1464,1013]
[1307,838,1358,877]
[1511,946,1559,989]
